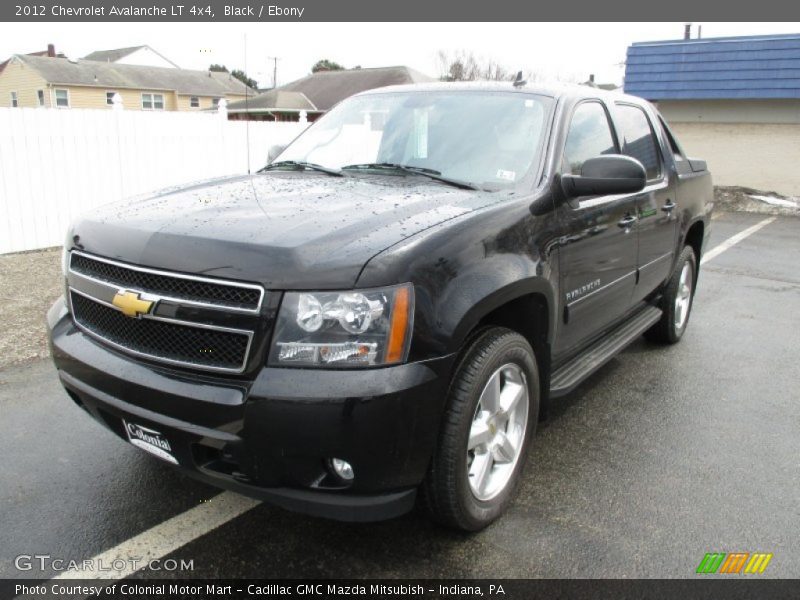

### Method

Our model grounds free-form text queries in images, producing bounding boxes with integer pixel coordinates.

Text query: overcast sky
[1,22,798,88]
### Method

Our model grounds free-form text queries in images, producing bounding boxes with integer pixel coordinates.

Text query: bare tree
[436,50,581,85]
[436,50,512,82]
[522,67,581,85]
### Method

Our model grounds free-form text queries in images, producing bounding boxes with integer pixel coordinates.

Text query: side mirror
[267,144,287,164]
[561,154,646,198]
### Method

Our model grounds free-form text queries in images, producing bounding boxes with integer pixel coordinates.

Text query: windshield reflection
[275,91,553,189]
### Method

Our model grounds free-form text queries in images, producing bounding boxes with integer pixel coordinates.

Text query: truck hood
[69,172,504,288]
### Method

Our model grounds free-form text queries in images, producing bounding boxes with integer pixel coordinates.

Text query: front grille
[70,292,251,372]
[70,252,262,311]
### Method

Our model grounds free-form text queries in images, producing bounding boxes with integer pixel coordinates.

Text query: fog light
[330,458,354,481]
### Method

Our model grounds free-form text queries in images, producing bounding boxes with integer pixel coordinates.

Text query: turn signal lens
[386,286,411,364]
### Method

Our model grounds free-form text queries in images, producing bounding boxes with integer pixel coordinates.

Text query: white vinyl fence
[0,107,308,254]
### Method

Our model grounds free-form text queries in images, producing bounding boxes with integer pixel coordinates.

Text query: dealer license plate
[123,420,178,464]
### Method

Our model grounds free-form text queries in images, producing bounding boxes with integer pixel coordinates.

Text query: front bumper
[48,297,454,522]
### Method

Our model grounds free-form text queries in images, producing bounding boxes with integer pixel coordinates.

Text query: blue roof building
[624,33,800,100]
[622,33,800,196]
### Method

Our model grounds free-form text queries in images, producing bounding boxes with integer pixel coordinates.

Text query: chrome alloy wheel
[466,363,529,501]
[674,261,694,330]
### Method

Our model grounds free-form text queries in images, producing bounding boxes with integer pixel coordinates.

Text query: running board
[549,305,663,398]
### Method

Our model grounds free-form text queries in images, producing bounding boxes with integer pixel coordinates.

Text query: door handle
[618,215,638,229]
[661,200,677,212]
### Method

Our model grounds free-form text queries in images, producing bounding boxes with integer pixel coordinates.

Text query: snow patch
[748,194,798,209]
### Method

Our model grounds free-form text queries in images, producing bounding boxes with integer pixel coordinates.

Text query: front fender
[357,197,560,361]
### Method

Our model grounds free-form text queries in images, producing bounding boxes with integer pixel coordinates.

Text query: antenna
[512,71,527,88]
[244,34,251,175]
[267,56,280,89]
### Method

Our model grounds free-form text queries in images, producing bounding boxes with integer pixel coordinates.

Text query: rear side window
[563,102,617,175]
[615,104,662,180]
[659,116,686,161]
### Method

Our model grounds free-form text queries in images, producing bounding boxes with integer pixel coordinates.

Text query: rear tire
[423,327,539,531]
[646,245,697,344]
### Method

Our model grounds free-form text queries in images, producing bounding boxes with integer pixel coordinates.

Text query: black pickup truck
[48,82,713,531]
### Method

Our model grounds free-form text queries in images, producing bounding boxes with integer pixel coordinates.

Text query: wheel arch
[684,219,705,265]
[450,279,555,351]
[449,280,555,416]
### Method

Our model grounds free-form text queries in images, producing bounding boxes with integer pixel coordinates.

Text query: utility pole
[267,56,280,89]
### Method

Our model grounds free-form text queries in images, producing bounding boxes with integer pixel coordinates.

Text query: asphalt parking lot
[1,211,798,580]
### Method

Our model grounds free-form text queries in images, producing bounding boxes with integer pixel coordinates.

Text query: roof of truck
[356,80,641,104]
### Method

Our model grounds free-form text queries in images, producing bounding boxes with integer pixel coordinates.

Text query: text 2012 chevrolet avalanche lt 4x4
[48,82,712,531]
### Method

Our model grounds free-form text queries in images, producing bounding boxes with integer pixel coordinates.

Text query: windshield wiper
[260,161,343,176]
[341,163,478,190]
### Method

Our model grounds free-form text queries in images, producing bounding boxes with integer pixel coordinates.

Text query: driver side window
[563,102,618,175]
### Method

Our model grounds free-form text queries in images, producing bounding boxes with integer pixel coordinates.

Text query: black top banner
[0,0,797,22]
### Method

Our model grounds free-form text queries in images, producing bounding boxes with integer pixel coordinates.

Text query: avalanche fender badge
[124,421,178,464]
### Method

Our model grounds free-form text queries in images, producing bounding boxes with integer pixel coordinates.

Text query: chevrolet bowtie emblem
[112,290,154,318]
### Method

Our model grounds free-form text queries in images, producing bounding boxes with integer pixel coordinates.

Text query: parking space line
[701,216,776,265]
[53,491,260,580]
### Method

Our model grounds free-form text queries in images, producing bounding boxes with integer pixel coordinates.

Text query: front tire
[423,327,539,531]
[646,245,697,344]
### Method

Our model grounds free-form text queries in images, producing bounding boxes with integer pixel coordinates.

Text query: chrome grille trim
[69,250,265,314]
[70,288,254,374]
[67,250,266,374]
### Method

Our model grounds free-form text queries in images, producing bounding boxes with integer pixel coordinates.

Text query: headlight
[269,283,414,367]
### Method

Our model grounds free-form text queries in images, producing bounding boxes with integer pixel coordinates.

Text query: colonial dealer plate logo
[124,421,178,464]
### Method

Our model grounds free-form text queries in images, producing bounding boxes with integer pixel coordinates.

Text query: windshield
[275,90,553,189]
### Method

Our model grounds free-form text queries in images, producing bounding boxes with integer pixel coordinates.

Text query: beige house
[0,53,253,112]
